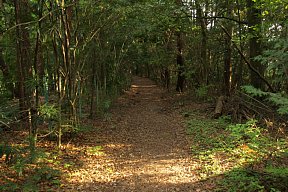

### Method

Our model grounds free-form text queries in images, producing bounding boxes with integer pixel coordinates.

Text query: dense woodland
[0,0,287,191]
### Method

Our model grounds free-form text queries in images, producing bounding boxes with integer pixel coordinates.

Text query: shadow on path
[61,76,215,191]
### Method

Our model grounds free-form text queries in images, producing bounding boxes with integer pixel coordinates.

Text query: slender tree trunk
[33,0,44,108]
[176,32,185,92]
[90,51,97,118]
[234,0,244,87]
[14,0,38,151]
[175,0,185,92]
[224,28,232,96]
[14,0,30,114]
[223,0,233,96]
[247,0,265,89]
[195,0,208,85]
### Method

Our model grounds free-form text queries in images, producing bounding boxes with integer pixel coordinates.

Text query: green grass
[186,113,288,191]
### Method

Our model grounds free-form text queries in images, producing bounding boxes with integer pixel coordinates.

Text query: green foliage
[39,103,59,120]
[242,85,288,115]
[0,145,61,191]
[75,124,95,133]
[218,115,232,124]
[187,117,228,151]
[24,166,61,189]
[195,85,208,99]
[0,181,20,191]
[1,0,287,190]
[0,144,14,164]
[0,101,19,130]
[195,85,213,101]
[103,99,111,113]
[217,169,265,192]
[218,166,288,192]
[255,37,288,89]
[241,85,268,97]
[186,112,287,191]
[0,144,42,178]
[267,93,288,115]
[87,146,104,156]
[265,166,288,177]
[226,119,262,144]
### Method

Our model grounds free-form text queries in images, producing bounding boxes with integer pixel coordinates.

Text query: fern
[241,85,268,97]
[242,85,288,115]
[267,93,288,114]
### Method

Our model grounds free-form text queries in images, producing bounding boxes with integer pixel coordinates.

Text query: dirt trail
[64,76,202,191]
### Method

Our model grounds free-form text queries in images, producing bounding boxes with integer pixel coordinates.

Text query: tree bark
[14,0,38,150]
[14,0,32,114]
[234,0,244,88]
[223,0,233,96]
[247,0,265,90]
[214,96,225,118]
[175,0,185,93]
[176,32,185,92]
[195,0,208,85]
[221,25,274,92]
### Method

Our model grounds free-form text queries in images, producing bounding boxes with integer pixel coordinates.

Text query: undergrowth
[186,113,288,191]
[0,145,61,191]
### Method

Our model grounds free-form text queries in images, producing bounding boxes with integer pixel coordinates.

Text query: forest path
[63,76,205,191]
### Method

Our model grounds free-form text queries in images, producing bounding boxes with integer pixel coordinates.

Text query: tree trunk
[14,0,38,150]
[90,51,97,118]
[176,32,185,92]
[33,0,44,109]
[223,0,233,96]
[175,0,185,93]
[195,0,208,85]
[247,0,265,90]
[234,0,244,88]
[14,0,31,114]
[224,29,232,96]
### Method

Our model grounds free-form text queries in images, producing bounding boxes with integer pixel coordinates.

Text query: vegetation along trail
[1,1,288,190]
[61,76,287,191]
[63,76,202,191]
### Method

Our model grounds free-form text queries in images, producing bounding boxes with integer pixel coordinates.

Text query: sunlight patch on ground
[105,143,132,149]
[131,85,157,88]
[65,155,203,189]
[127,158,198,183]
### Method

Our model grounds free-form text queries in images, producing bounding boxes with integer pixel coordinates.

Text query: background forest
[0,0,287,191]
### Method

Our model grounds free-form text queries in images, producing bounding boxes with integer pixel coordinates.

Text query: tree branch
[177,14,248,25]
[220,25,274,92]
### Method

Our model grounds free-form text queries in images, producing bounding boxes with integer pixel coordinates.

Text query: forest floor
[1,76,287,191]
[61,76,213,191]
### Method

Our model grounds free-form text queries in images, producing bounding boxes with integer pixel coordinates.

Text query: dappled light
[131,85,158,88]
[1,0,287,191]
[1,76,287,191]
